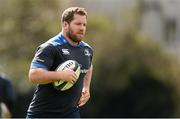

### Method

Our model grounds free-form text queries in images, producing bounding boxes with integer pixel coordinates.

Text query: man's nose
[80,24,85,30]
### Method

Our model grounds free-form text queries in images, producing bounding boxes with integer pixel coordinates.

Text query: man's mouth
[78,32,84,35]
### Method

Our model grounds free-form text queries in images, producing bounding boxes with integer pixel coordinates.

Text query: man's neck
[61,32,78,46]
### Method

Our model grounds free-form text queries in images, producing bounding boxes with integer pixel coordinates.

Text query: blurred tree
[1,0,180,118]
[0,0,61,117]
[81,27,179,117]
[81,3,180,117]
[0,0,60,91]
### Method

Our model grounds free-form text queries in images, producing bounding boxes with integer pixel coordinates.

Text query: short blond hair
[61,7,87,23]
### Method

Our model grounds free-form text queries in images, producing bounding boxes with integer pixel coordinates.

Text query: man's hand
[78,88,90,107]
[0,102,11,118]
[58,69,77,83]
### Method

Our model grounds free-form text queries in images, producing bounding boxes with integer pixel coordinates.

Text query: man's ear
[63,21,69,30]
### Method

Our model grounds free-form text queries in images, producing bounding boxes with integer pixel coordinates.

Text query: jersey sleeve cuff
[30,62,48,70]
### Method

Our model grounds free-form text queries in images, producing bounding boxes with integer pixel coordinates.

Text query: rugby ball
[53,60,81,91]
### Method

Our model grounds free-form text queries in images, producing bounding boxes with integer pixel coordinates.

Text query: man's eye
[76,23,81,25]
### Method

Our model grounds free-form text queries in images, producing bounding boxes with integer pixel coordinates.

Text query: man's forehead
[72,14,87,22]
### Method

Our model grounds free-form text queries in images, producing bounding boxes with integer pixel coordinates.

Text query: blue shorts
[26,107,80,118]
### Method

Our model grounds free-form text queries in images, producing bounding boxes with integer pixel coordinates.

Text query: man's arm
[29,68,77,84]
[78,64,93,107]
[83,64,93,91]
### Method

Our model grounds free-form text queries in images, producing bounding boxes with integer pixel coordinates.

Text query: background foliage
[1,0,180,117]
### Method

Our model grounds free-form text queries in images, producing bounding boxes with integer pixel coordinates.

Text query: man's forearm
[83,64,93,89]
[28,68,60,84]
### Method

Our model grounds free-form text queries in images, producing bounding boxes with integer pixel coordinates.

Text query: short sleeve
[30,44,57,70]
[90,47,93,64]
[87,46,93,66]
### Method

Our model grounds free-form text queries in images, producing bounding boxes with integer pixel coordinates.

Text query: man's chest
[56,45,92,70]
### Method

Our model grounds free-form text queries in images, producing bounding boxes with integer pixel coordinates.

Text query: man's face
[65,14,87,42]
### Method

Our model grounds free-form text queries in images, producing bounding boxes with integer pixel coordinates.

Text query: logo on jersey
[62,49,70,55]
[36,57,45,62]
[84,49,91,56]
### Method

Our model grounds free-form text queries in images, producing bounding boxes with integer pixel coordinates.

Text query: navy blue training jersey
[27,33,93,117]
[0,76,16,114]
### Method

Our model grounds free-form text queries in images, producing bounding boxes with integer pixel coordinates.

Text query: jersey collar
[58,32,83,47]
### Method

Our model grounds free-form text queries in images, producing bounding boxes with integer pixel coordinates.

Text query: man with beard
[26,7,93,118]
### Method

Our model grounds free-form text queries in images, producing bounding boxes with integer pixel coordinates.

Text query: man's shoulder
[0,76,11,86]
[38,35,67,50]
[45,34,67,47]
[79,41,92,49]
